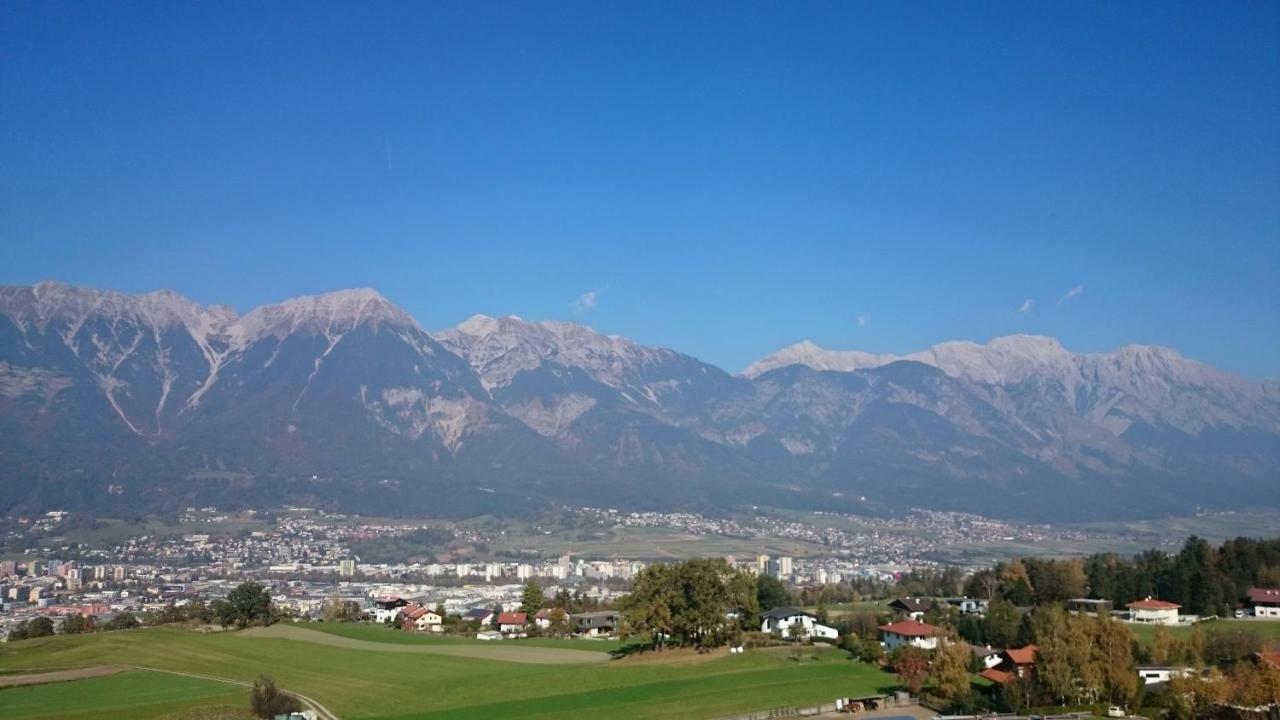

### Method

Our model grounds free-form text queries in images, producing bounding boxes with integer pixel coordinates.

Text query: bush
[249,675,301,719]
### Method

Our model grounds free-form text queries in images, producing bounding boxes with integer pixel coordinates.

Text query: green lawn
[1128,618,1280,644]
[1,670,247,720]
[0,627,895,720]
[305,621,625,652]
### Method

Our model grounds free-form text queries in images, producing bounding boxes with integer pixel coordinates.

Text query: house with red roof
[977,644,1038,685]
[1126,597,1180,625]
[1246,588,1280,619]
[497,611,528,636]
[878,618,941,651]
[400,604,444,632]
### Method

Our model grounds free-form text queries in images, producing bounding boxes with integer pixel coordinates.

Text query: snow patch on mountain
[742,340,896,378]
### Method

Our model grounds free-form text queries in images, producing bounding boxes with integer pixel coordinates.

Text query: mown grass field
[0,625,896,720]
[304,621,626,652]
[1128,618,1280,644]
[1,670,248,720]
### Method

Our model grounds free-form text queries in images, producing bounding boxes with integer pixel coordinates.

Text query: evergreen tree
[520,580,545,615]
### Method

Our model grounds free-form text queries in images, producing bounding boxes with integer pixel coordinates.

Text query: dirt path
[241,624,611,664]
[123,665,339,720]
[0,665,123,687]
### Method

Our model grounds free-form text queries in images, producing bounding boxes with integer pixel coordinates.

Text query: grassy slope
[304,622,625,652]
[0,627,894,720]
[1128,618,1280,644]
[2,670,247,720]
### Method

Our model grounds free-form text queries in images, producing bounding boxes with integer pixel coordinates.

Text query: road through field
[242,624,612,664]
[0,665,122,687]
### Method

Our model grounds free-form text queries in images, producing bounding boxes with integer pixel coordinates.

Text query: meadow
[0,624,895,720]
[0,670,248,720]
[1126,617,1280,644]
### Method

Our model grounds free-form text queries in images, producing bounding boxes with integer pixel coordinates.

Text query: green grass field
[304,621,626,652]
[0,625,895,720]
[1128,618,1280,644]
[1,670,248,720]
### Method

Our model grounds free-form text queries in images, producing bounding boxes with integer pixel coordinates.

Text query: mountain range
[2,281,1277,521]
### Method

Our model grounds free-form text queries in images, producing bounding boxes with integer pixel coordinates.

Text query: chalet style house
[877,618,941,650]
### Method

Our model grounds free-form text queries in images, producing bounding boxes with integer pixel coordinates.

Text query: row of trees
[953,536,1280,616]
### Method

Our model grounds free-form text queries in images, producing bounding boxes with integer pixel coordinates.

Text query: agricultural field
[0,624,896,720]
[1,670,248,720]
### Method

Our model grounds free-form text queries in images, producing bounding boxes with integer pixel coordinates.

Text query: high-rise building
[776,556,793,578]
[755,554,770,575]
[338,559,356,577]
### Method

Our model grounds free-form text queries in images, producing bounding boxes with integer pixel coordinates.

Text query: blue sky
[2,2,1277,378]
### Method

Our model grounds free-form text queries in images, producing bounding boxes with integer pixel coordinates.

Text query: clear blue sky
[2,2,1277,378]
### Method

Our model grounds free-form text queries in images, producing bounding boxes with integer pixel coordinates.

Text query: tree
[997,560,1034,606]
[985,598,1027,646]
[322,597,362,622]
[548,607,571,637]
[61,613,96,634]
[520,580,545,615]
[224,581,273,628]
[786,619,805,642]
[1094,615,1139,708]
[931,638,973,705]
[1000,675,1035,714]
[756,574,791,615]
[1150,624,1174,664]
[249,675,301,719]
[104,612,140,631]
[858,638,884,665]
[27,616,55,638]
[890,645,930,695]
[6,616,55,642]
[621,558,757,649]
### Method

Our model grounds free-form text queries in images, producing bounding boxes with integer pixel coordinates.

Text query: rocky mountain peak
[230,288,416,345]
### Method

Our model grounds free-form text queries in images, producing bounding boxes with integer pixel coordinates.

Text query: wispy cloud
[855,314,870,328]
[1058,284,1085,305]
[570,289,603,314]
[1014,298,1034,318]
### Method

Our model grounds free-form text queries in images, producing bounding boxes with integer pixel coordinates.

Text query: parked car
[1107,706,1125,718]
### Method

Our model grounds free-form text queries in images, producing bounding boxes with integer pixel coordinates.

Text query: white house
[497,611,528,637]
[1247,588,1280,619]
[1126,598,1181,625]
[760,607,838,641]
[878,619,941,651]
[1137,666,1197,685]
[372,596,409,624]
[401,605,443,632]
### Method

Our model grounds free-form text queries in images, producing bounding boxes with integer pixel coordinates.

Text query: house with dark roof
[887,597,933,620]
[573,611,620,638]
[373,596,410,623]
[1066,597,1114,616]
[944,597,988,615]
[761,607,838,641]
[463,608,494,625]
[877,618,940,650]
